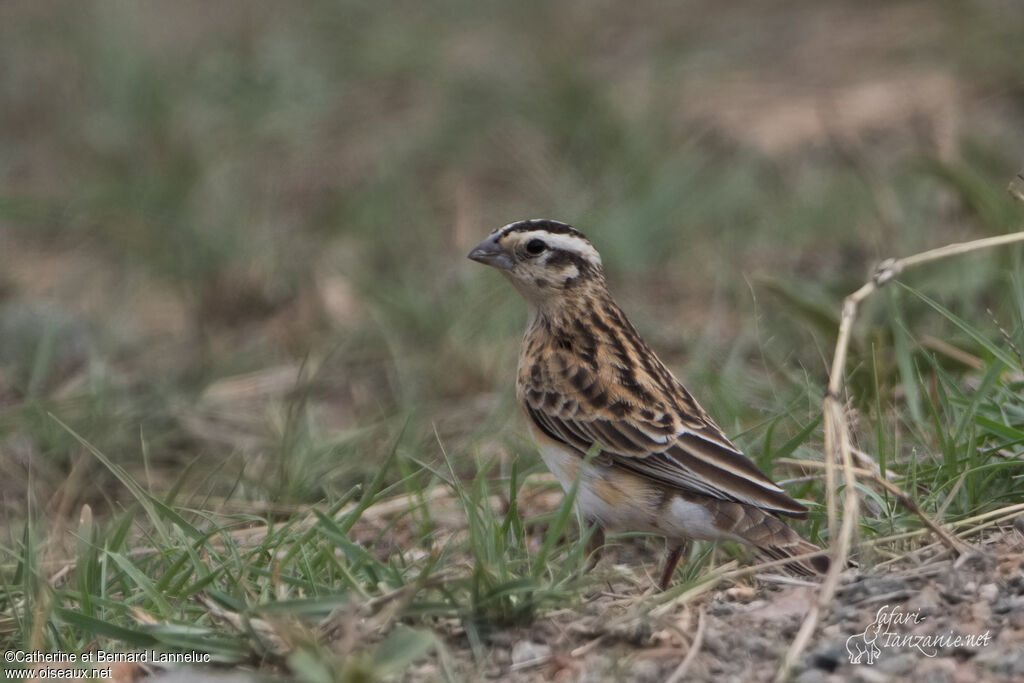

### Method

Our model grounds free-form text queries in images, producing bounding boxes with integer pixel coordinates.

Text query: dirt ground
[56,508,1024,683]
[403,523,1024,683]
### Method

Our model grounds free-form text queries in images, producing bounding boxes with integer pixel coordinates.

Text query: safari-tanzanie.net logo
[846,604,992,665]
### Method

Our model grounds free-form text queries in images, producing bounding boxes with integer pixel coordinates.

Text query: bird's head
[467,219,605,311]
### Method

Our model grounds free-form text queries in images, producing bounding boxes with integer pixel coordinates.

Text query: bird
[468,219,829,589]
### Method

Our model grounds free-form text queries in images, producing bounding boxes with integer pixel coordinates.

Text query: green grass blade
[897,282,1018,369]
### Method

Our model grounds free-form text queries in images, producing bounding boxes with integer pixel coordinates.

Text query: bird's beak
[467,234,514,270]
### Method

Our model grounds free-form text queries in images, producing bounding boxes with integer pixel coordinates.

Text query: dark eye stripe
[544,249,589,270]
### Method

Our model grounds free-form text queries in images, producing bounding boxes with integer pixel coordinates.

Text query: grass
[3,239,1023,680]
[3,423,594,678]
[1,1,1024,680]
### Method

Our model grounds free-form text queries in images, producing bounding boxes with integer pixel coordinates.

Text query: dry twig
[773,222,1024,682]
[665,607,707,683]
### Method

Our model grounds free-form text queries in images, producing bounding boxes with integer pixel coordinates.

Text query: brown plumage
[469,219,828,588]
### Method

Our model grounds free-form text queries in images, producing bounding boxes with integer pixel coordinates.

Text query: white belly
[534,440,660,532]
[660,497,743,543]
[533,435,746,544]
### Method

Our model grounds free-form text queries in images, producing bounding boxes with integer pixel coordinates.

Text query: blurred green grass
[1,0,1023,678]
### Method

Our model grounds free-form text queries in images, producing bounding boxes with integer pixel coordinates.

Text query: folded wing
[524,401,807,518]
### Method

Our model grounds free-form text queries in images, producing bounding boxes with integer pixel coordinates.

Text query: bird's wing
[522,391,808,518]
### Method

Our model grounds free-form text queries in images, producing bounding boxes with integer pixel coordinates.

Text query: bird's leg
[585,524,605,570]
[658,542,690,590]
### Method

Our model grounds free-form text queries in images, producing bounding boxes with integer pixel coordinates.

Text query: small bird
[468,219,828,589]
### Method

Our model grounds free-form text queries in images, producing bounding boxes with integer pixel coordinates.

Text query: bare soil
[410,524,1024,683]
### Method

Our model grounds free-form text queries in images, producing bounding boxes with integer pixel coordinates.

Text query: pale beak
[467,234,514,270]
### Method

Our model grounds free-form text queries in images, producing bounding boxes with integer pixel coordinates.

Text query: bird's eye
[525,239,547,255]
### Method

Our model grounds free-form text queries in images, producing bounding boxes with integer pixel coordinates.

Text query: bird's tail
[692,494,830,576]
[724,503,830,575]
[758,537,830,576]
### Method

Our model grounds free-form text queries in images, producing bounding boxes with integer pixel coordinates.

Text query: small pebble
[915,657,956,683]
[794,669,830,683]
[876,652,916,675]
[978,583,998,602]
[511,640,551,668]
[630,658,662,683]
[726,585,757,602]
[579,655,611,683]
[993,594,1024,615]
[807,640,843,672]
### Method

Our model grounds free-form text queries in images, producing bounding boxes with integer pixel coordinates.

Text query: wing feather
[517,298,808,518]
[523,394,807,518]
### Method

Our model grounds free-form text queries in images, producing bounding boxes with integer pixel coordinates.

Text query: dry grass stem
[774,225,1024,682]
[665,607,707,683]
[920,334,984,369]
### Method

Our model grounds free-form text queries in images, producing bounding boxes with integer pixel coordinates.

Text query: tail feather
[675,492,830,576]
[759,539,830,576]
[744,511,829,576]
[691,494,829,576]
